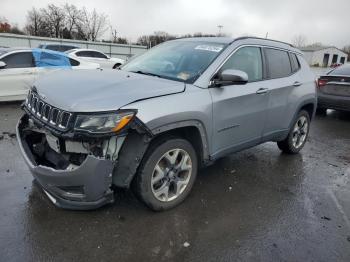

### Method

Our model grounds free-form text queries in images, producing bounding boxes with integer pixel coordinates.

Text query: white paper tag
[195,45,223,52]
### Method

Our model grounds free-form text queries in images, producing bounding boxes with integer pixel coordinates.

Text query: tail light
[317,78,328,88]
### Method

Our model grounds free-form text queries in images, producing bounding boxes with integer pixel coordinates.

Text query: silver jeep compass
[17,37,317,211]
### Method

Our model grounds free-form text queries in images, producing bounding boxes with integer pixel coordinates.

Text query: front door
[210,46,269,157]
[0,51,36,101]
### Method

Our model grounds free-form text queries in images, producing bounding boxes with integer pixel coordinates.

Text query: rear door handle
[293,81,302,87]
[256,88,269,94]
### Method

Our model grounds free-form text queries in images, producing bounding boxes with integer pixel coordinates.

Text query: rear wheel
[277,110,310,154]
[133,137,198,211]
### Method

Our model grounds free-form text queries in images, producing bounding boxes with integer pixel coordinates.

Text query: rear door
[75,51,111,68]
[0,51,36,101]
[90,51,111,68]
[210,46,269,156]
[262,48,299,136]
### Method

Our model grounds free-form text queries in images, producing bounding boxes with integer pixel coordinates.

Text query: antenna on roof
[265,32,269,39]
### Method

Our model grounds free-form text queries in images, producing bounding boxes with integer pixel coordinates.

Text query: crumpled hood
[33,69,185,112]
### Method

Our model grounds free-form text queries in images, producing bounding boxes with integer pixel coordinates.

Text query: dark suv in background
[17,37,316,211]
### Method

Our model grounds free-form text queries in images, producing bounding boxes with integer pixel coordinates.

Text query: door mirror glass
[212,69,248,87]
[0,61,6,69]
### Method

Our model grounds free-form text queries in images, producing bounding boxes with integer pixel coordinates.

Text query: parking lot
[0,102,349,262]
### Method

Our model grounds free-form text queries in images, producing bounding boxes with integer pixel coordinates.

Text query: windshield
[121,40,227,83]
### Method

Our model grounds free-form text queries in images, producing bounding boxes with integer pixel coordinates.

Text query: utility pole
[111,26,117,43]
[217,25,223,36]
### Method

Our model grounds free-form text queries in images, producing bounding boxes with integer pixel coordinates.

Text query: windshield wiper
[131,70,162,78]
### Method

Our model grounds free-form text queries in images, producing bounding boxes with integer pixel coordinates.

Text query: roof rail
[233,36,295,48]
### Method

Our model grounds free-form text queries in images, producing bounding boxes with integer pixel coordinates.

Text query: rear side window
[290,53,300,73]
[76,51,94,57]
[220,46,263,82]
[92,51,107,59]
[265,48,292,79]
[1,52,35,68]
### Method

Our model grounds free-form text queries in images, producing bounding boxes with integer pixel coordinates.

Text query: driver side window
[220,46,263,82]
[1,52,35,69]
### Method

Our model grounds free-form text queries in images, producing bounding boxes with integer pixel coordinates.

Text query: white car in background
[66,49,125,69]
[0,48,99,102]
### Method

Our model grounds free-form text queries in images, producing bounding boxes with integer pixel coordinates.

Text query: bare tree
[41,4,66,38]
[292,34,307,48]
[308,42,323,47]
[342,45,350,62]
[24,8,46,36]
[80,8,108,41]
[0,16,8,23]
[63,4,83,39]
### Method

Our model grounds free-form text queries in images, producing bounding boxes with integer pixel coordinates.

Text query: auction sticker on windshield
[194,45,223,52]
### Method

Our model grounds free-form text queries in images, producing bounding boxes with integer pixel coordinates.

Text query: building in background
[301,46,348,67]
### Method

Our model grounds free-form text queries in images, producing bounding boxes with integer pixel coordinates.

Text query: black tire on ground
[113,63,121,69]
[132,136,198,211]
[277,110,310,154]
[316,107,327,115]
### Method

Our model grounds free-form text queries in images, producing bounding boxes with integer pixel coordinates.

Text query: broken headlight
[74,111,136,134]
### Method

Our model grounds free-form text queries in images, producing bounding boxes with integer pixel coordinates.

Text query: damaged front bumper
[17,114,116,210]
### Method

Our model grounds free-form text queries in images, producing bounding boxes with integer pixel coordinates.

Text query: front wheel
[133,137,198,211]
[277,110,310,154]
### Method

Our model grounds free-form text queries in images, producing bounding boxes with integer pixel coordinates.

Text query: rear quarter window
[265,48,292,79]
[290,53,300,73]
[69,58,80,66]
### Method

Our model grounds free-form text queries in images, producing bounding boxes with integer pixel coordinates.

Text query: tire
[277,110,310,154]
[133,136,198,211]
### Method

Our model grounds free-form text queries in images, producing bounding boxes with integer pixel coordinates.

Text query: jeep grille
[25,90,72,130]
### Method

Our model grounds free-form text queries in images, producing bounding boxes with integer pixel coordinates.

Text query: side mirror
[211,69,248,87]
[0,61,6,69]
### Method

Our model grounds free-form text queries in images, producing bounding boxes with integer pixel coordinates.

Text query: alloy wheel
[292,116,308,149]
[151,148,192,202]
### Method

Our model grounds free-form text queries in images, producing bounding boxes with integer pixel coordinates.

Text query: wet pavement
[0,102,349,262]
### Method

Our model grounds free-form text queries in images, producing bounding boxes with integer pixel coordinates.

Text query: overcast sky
[1,0,349,47]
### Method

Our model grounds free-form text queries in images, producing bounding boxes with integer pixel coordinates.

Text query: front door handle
[293,81,302,87]
[256,88,269,94]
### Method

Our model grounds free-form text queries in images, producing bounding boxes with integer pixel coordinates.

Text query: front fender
[151,119,210,162]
